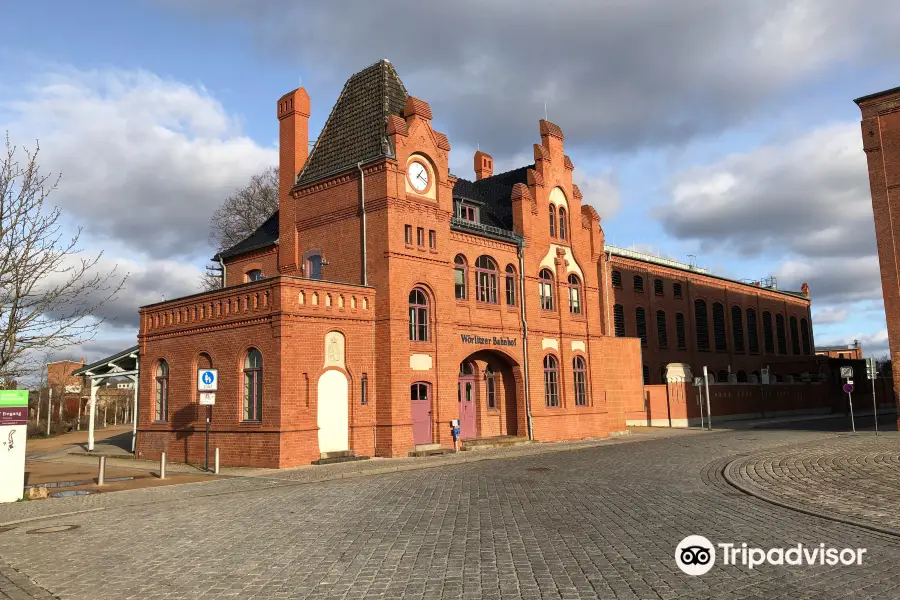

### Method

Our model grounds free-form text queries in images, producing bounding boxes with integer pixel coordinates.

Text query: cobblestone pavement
[3,426,900,599]
[726,432,900,535]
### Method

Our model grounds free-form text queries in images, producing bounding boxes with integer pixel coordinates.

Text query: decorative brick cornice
[564,155,574,170]
[433,131,451,151]
[572,183,583,201]
[449,230,518,251]
[403,96,433,120]
[539,119,564,140]
[527,168,544,187]
[533,143,550,162]
[386,114,408,136]
[293,162,387,197]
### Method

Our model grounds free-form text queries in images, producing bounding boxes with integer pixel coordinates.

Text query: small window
[656,310,667,348]
[573,356,587,406]
[361,373,368,405]
[539,269,554,310]
[654,279,664,296]
[428,229,436,249]
[673,283,683,299]
[611,270,622,288]
[404,224,413,245]
[416,227,425,247]
[243,349,262,422]
[549,205,557,238]
[613,304,625,337]
[305,252,322,280]
[454,255,467,300]
[544,355,559,407]
[246,269,263,282]
[485,365,496,409]
[460,204,476,222]
[636,307,647,346]
[475,255,498,304]
[505,265,516,306]
[675,312,686,349]
[567,274,581,314]
[154,360,169,422]
[409,288,429,341]
[558,207,567,240]
[633,275,644,293]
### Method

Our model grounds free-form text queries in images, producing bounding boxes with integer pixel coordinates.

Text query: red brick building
[137,60,643,468]
[815,341,863,360]
[856,87,900,423]
[47,359,86,419]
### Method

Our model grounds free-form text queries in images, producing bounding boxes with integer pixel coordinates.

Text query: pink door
[458,377,476,439]
[411,382,432,445]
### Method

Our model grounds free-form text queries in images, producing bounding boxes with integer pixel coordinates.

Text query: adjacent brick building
[815,341,863,360]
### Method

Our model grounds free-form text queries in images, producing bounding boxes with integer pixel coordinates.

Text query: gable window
[539,269,554,310]
[243,348,262,422]
[613,304,625,337]
[712,302,727,352]
[454,255,468,300]
[246,269,263,282]
[154,360,168,422]
[485,366,496,409]
[656,310,668,348]
[460,204,476,223]
[305,252,322,280]
[747,308,760,353]
[611,270,622,288]
[475,256,498,303]
[567,274,582,314]
[731,306,745,353]
[573,356,587,406]
[673,283,683,299]
[633,275,644,293]
[763,311,775,354]
[505,265,516,306]
[654,279,664,296]
[558,207,567,240]
[416,227,425,247]
[409,288,429,341]
[543,355,559,407]
[404,224,413,245]
[635,307,647,346]
[549,205,557,238]
[675,312,686,349]
[776,314,787,354]
[695,299,710,351]
[790,316,801,355]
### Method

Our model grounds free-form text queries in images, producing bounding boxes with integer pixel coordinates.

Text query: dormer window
[246,269,263,282]
[460,204,476,223]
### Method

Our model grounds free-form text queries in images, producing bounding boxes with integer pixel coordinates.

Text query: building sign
[460,334,517,347]
[0,390,27,503]
[65,385,82,394]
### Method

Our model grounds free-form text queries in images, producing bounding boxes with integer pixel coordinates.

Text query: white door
[317,370,349,453]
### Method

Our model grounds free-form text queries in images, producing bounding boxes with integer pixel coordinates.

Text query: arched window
[567,274,581,314]
[736,370,748,383]
[409,288,429,341]
[654,279,664,296]
[613,304,625,337]
[747,308,759,353]
[543,355,559,407]
[800,318,811,355]
[246,269,263,282]
[675,312,686,349]
[197,353,212,370]
[573,356,587,406]
[656,310,668,348]
[243,348,262,422]
[485,366,496,409]
[549,204,557,238]
[695,300,710,351]
[475,256,498,303]
[790,316,801,355]
[454,255,467,300]
[642,364,650,385]
[635,307,647,346]
[305,252,322,280]
[611,270,622,288]
[776,314,787,354]
[762,311,775,354]
[154,360,168,422]
[539,269,554,310]
[731,306,744,353]
[558,206,567,240]
[712,302,727,352]
[633,275,644,293]
[505,265,516,306]
[673,283,683,299]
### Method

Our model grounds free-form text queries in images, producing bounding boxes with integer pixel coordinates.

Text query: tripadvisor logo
[675,536,867,575]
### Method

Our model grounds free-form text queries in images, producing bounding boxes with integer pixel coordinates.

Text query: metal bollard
[98,456,106,486]
[160,452,166,479]
[214,448,220,474]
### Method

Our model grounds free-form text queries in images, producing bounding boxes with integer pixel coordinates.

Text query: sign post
[702,366,712,431]
[841,368,856,433]
[867,357,878,436]
[693,377,704,429]
[198,369,218,472]
[0,390,28,503]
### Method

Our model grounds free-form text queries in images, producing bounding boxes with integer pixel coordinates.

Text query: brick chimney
[277,87,310,274]
[474,150,493,180]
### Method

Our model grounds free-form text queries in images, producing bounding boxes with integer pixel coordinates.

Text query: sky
[0,0,896,367]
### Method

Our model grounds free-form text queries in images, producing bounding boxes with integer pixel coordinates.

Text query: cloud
[812,306,849,325]
[817,329,889,358]
[0,68,277,259]
[159,0,900,156]
[656,122,874,259]
[775,256,881,304]
[575,170,621,220]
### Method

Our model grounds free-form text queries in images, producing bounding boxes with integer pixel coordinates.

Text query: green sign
[0,390,27,407]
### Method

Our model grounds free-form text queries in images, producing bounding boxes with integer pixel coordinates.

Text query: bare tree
[203,166,279,290]
[0,134,126,380]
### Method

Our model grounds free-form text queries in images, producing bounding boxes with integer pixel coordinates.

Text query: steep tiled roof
[453,165,532,230]
[216,211,279,260]
[297,59,408,186]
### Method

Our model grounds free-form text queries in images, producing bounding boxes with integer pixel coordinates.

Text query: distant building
[815,341,863,361]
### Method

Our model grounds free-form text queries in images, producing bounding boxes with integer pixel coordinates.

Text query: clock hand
[417,172,427,183]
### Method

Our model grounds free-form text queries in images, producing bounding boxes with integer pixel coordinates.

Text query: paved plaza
[2,421,900,599]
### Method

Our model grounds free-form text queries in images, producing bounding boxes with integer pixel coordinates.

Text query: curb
[0,508,106,528]
[722,454,900,539]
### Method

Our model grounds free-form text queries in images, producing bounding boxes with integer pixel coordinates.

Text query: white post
[46,387,52,436]
[703,366,712,430]
[35,389,41,427]
[160,452,166,479]
[57,388,63,421]
[872,376,879,436]
[130,370,139,454]
[98,456,106,486]
[113,399,117,426]
[103,402,107,428]
[88,379,99,451]
[215,448,220,474]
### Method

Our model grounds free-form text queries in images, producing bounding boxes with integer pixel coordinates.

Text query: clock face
[408,161,429,192]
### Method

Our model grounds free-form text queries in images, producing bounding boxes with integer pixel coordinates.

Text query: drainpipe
[218,257,226,289]
[357,162,368,286]
[518,241,534,440]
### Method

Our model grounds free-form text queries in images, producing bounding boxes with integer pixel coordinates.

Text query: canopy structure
[73,345,139,452]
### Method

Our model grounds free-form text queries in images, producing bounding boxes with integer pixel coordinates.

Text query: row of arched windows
[614,302,812,356]
[543,355,587,407]
[153,349,263,423]
[610,270,683,299]
[549,205,568,241]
